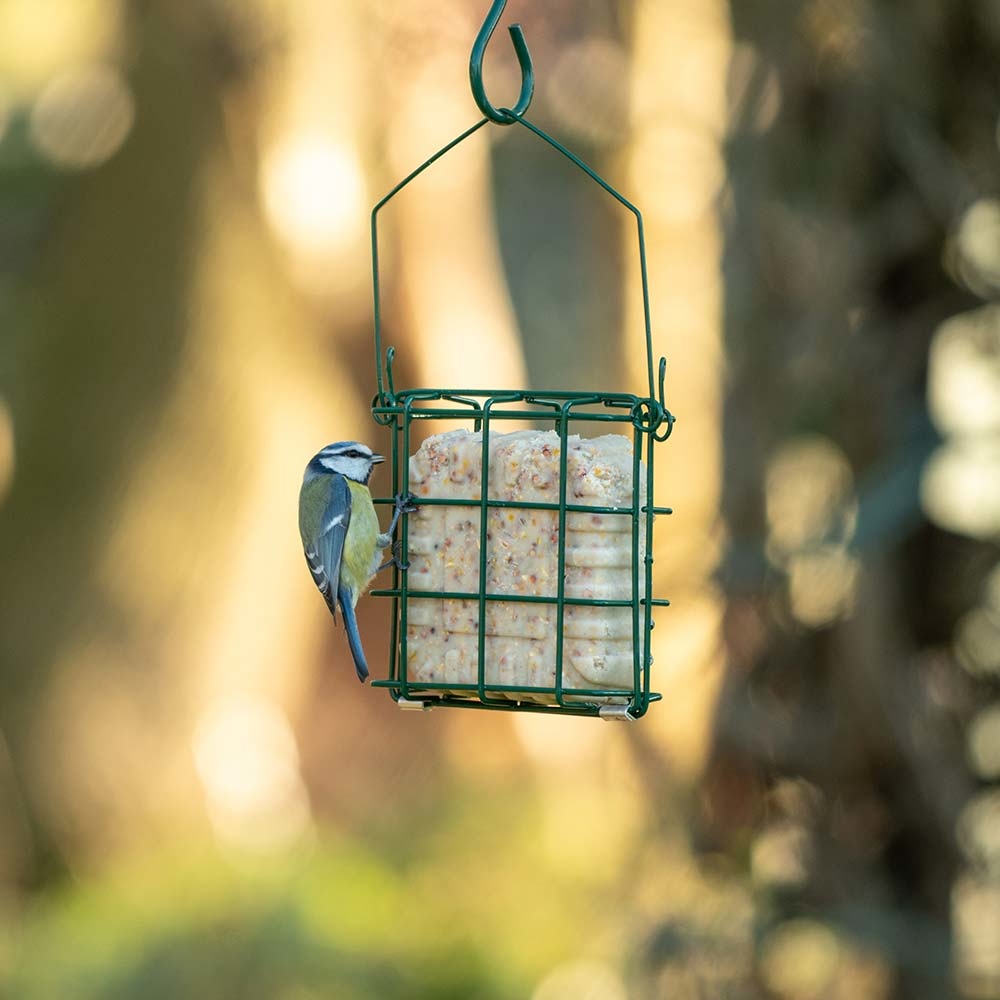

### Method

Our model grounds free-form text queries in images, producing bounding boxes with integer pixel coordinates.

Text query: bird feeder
[369,1,674,720]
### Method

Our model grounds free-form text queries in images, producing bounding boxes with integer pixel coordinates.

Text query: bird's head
[305,441,384,485]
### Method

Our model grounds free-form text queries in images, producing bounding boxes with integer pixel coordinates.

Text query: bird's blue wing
[304,476,351,621]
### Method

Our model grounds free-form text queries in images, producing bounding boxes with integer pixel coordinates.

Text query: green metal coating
[469,0,534,124]
[366,8,675,719]
[476,403,493,705]
[370,591,642,609]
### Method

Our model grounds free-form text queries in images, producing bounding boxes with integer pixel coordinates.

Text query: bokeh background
[1,1,999,997]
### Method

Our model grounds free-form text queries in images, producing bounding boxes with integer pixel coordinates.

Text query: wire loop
[629,359,676,440]
[469,0,534,124]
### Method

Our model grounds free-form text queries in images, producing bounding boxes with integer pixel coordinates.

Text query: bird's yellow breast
[341,479,383,602]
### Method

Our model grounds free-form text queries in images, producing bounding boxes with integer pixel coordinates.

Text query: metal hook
[469,0,534,124]
[654,357,676,441]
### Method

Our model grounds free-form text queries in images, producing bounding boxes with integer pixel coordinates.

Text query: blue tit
[299,440,411,683]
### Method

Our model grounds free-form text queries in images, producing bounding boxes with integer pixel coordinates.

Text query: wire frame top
[369,4,674,443]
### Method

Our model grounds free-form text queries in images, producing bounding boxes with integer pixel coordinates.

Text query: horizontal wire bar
[377,686,664,706]
[372,679,655,697]
[371,407,637,423]
[382,403,637,414]
[369,588,637,607]
[372,496,641,514]
[383,388,643,402]
[372,498,672,517]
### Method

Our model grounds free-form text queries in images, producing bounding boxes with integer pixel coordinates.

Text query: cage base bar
[373,682,663,719]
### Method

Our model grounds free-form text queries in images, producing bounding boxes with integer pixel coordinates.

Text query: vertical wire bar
[371,211,387,404]
[387,413,401,690]
[642,426,656,714]
[635,212,655,409]
[477,403,492,703]
[399,399,414,699]
[636,426,647,698]
[631,422,642,714]
[553,401,572,708]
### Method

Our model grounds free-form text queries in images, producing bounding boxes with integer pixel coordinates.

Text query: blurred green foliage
[7,844,505,999]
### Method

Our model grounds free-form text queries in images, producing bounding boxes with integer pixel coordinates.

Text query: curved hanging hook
[469,0,534,124]
[653,357,676,441]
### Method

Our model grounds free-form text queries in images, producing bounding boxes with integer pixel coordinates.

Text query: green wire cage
[369,2,675,721]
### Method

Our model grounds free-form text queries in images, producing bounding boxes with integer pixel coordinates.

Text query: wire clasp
[470,0,535,124]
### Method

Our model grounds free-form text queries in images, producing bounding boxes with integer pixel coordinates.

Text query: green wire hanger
[367,1,675,719]
[371,0,674,444]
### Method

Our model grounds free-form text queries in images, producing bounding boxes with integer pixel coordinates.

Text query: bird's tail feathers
[337,585,370,683]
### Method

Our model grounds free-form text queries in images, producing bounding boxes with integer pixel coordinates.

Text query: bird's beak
[371,453,385,464]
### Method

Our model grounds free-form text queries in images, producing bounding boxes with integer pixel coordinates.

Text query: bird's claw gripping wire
[378,539,409,574]
[397,491,419,515]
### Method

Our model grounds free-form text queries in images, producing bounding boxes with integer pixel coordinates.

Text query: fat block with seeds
[405,429,649,702]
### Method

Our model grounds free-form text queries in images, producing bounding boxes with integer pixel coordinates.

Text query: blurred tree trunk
[0,3,223,886]
[705,2,999,998]
[0,0,374,882]
[624,0,730,781]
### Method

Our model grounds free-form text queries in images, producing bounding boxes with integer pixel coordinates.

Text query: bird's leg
[377,493,418,571]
